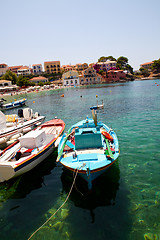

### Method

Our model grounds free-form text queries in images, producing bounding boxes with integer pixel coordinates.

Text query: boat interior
[1,125,63,162]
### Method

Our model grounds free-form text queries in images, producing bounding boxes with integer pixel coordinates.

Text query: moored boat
[57,108,119,189]
[0,98,27,110]
[0,118,65,182]
[0,108,45,148]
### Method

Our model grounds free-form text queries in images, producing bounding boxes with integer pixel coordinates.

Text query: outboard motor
[23,108,33,120]
[18,109,24,118]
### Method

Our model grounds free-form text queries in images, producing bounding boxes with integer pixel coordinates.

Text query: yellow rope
[27,167,80,240]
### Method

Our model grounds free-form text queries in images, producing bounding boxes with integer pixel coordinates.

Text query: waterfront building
[17,66,32,76]
[8,66,23,75]
[106,70,126,82]
[89,63,95,68]
[62,70,79,86]
[32,64,43,75]
[0,80,12,87]
[79,67,102,85]
[61,63,88,73]
[75,63,88,72]
[61,65,74,72]
[29,76,48,85]
[44,61,61,74]
[140,62,153,70]
[0,80,18,93]
[0,64,8,76]
[96,61,117,72]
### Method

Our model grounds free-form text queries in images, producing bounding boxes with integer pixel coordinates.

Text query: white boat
[0,108,45,147]
[0,98,27,110]
[0,118,65,182]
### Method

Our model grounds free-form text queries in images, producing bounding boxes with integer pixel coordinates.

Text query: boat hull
[0,143,55,182]
[0,99,27,110]
[61,156,117,190]
[58,117,119,189]
[0,118,65,182]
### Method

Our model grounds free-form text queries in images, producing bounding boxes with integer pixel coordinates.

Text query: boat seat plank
[42,126,61,135]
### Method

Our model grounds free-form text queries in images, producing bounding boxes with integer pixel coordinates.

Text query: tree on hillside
[116,56,133,74]
[126,64,133,74]
[1,70,18,84]
[151,58,160,73]
[139,67,150,77]
[16,75,30,87]
[98,56,116,62]
[116,56,128,69]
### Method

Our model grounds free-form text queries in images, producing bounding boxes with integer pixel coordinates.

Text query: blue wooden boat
[57,108,119,189]
[0,98,27,110]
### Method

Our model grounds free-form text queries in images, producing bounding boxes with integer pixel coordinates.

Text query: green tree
[116,56,128,69]
[106,56,116,61]
[17,76,30,87]
[126,64,133,74]
[139,67,150,77]
[151,58,160,73]
[39,81,44,86]
[1,70,18,84]
[98,56,116,62]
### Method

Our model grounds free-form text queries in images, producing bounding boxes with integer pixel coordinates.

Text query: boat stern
[0,164,16,182]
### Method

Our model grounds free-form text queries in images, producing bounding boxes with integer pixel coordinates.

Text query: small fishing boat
[0,98,27,110]
[0,108,45,147]
[57,108,119,189]
[0,118,65,182]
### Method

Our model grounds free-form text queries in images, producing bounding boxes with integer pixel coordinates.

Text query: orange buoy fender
[101,131,114,142]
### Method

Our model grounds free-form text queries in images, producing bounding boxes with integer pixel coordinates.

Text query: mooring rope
[73,170,84,196]
[27,165,82,240]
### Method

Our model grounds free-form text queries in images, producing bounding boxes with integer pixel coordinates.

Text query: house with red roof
[17,66,32,76]
[140,62,153,69]
[106,70,126,82]
[32,64,43,74]
[29,76,48,85]
[79,67,103,85]
[8,66,23,74]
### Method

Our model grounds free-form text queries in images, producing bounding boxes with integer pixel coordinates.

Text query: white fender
[0,137,7,145]
[23,127,32,134]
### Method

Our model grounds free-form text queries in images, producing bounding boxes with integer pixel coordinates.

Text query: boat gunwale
[14,121,65,171]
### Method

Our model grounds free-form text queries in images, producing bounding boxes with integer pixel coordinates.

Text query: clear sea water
[0,79,160,240]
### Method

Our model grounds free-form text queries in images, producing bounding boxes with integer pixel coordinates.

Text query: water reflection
[61,161,120,222]
[0,150,57,202]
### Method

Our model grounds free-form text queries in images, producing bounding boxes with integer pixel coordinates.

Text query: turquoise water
[0,80,160,240]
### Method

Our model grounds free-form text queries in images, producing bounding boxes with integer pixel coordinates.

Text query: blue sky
[1,0,160,70]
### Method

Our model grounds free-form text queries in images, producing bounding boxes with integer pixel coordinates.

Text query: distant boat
[57,108,119,189]
[0,118,65,182]
[91,100,104,110]
[0,98,27,110]
[0,108,45,147]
